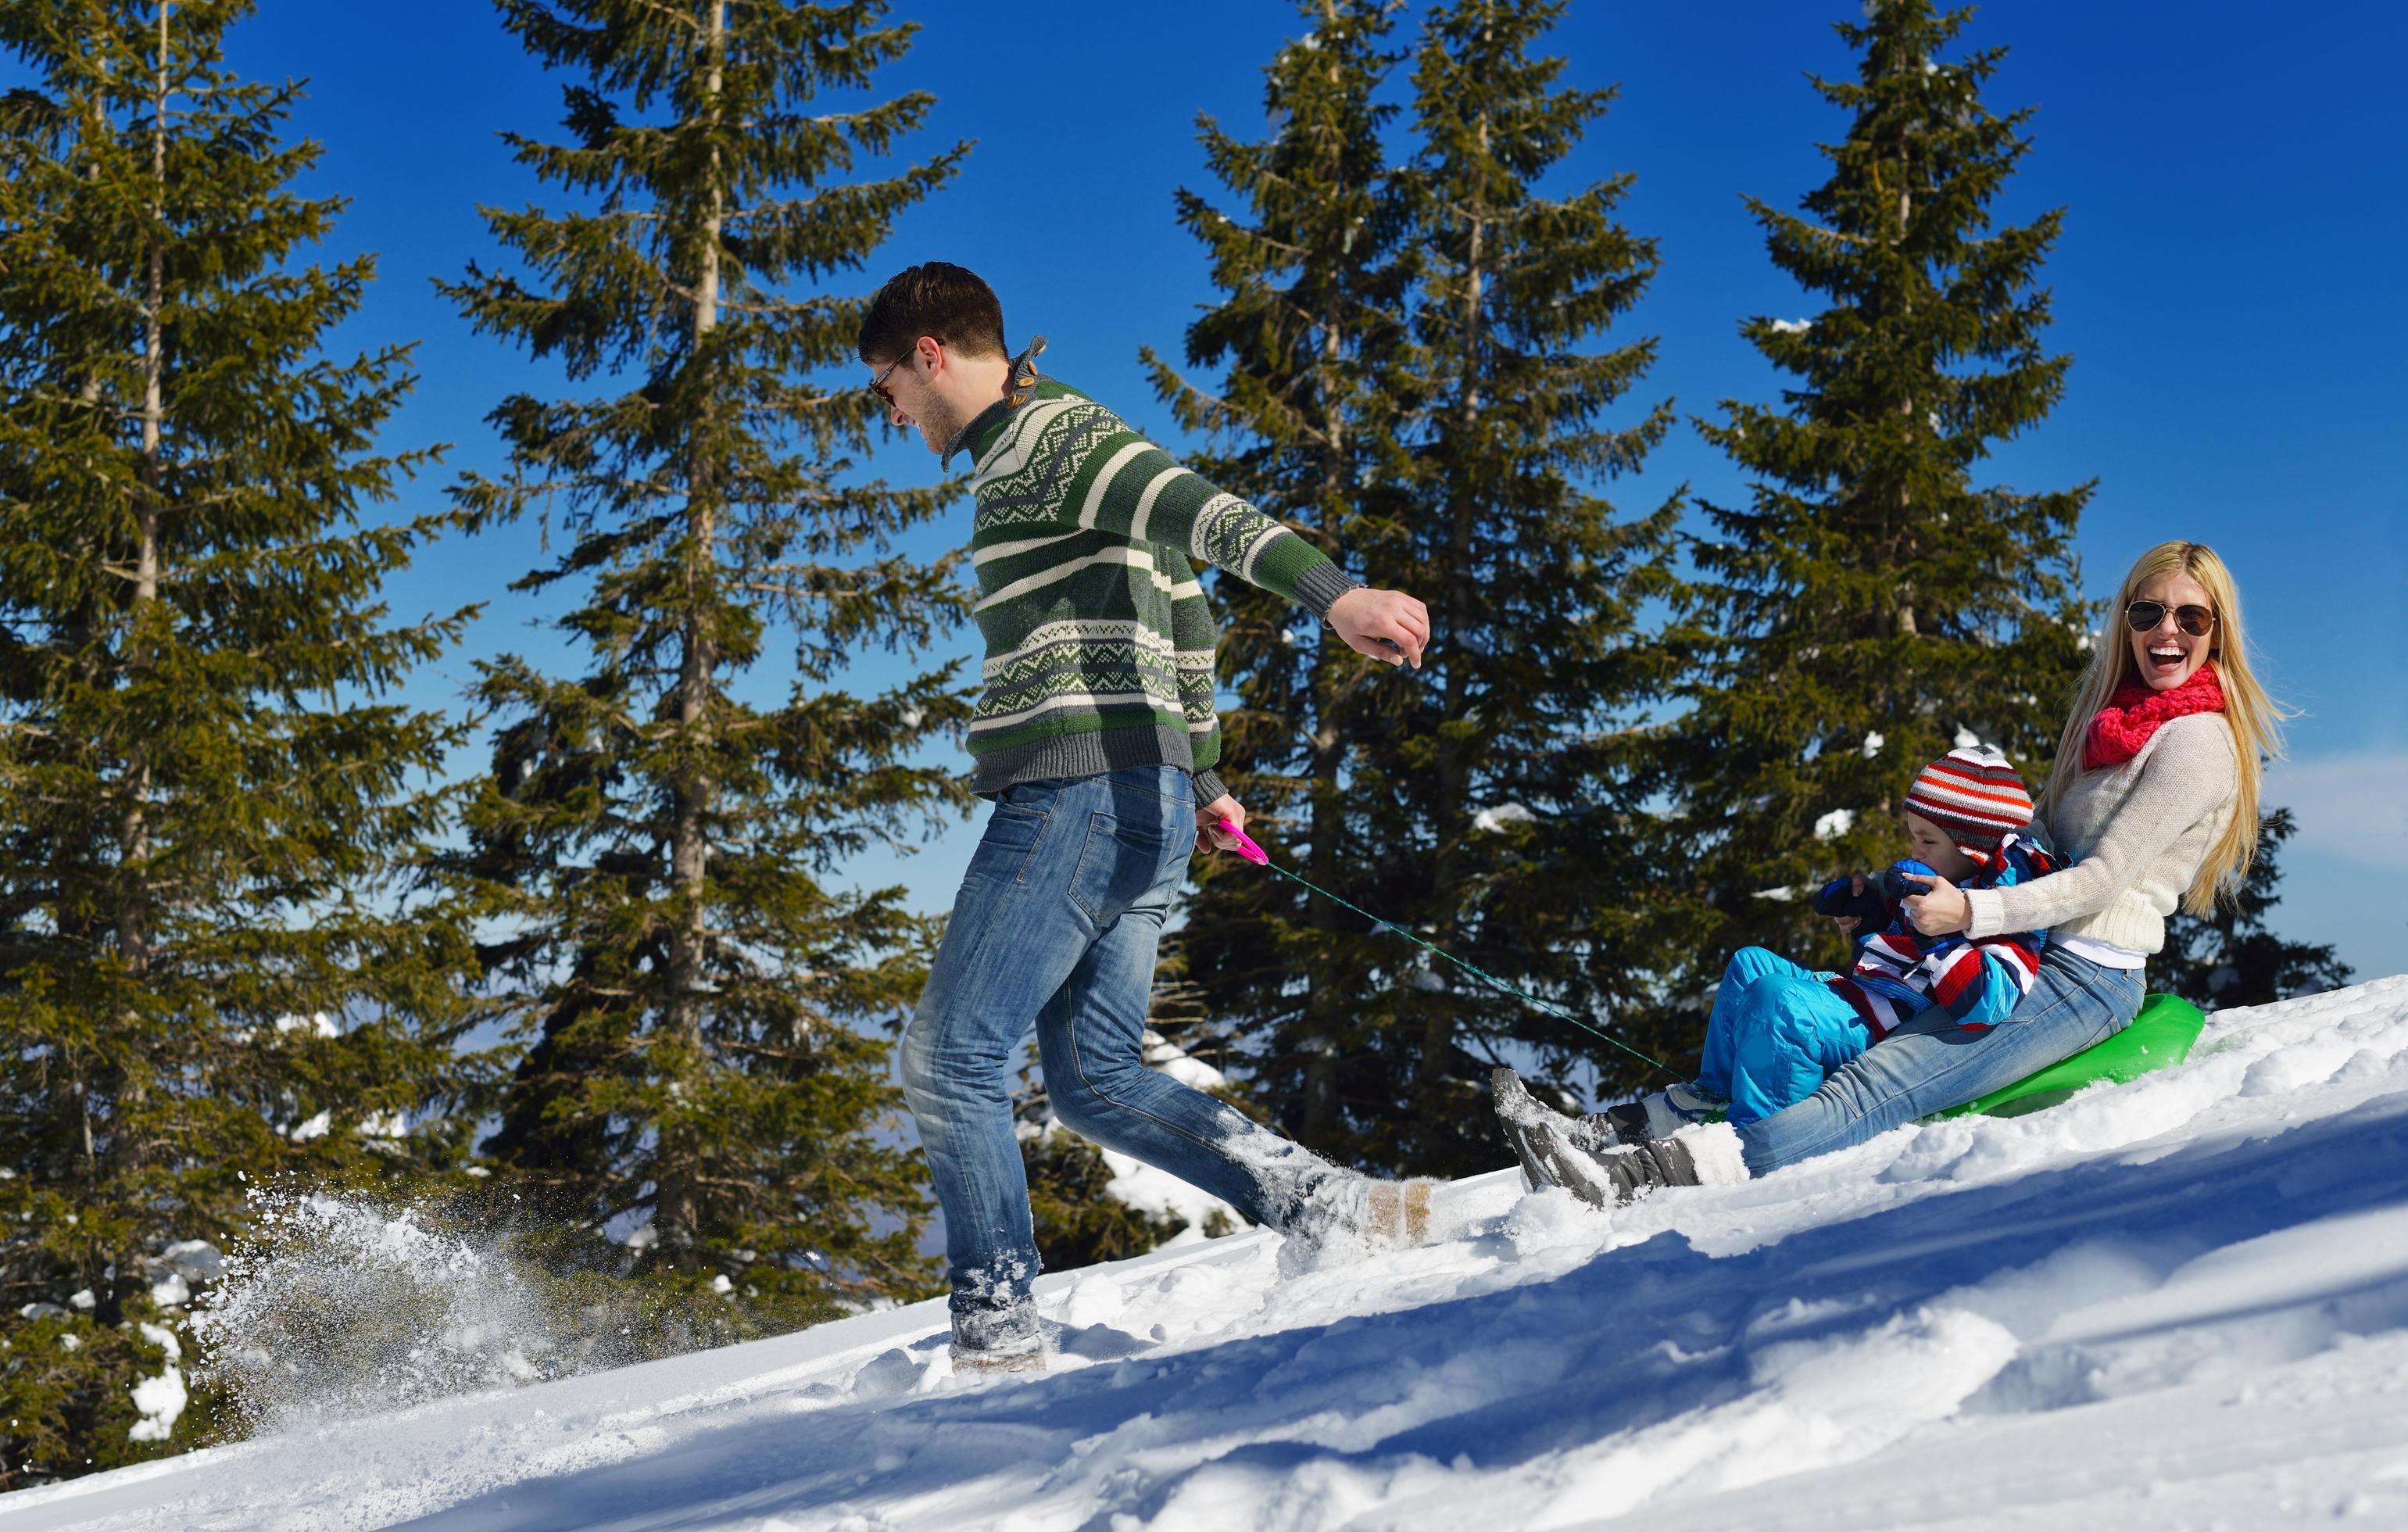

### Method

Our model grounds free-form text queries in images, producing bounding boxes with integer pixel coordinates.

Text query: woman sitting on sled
[1495,539,2285,1205]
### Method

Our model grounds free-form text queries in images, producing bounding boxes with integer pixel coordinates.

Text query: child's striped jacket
[1828,832,2064,1039]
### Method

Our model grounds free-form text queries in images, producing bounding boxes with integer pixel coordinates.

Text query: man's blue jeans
[900,767,1343,1351]
[1734,943,2145,1177]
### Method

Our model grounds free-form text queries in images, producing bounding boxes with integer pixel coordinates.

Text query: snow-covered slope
[11,976,2408,1530]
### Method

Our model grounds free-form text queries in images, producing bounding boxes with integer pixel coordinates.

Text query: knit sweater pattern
[1964,713,2238,954]
[957,380,1360,799]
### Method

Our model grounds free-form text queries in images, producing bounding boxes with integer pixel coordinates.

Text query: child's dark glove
[1813,858,1943,928]
[1880,857,1941,905]
[1812,876,1890,925]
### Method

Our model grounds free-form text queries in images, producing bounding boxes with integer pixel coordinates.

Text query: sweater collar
[942,335,1048,467]
[943,396,1018,467]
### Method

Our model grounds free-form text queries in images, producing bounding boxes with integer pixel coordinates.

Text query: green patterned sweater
[950,378,1361,802]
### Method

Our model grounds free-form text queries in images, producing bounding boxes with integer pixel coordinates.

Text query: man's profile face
[868,339,954,457]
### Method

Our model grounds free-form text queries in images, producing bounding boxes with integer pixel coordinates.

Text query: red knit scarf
[2084,660,2226,769]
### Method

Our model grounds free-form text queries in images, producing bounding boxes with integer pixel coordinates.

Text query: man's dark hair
[857,262,1007,365]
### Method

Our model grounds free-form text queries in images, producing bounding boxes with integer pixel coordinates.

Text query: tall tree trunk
[120,0,169,980]
[1297,5,1351,1148]
[1301,335,1346,1147]
[1421,103,1489,1092]
[658,0,725,1257]
[1890,38,1919,639]
[92,0,174,1326]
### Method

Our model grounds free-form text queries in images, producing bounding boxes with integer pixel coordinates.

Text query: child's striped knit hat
[1904,744,2033,860]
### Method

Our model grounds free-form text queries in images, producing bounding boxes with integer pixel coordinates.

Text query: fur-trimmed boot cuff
[1667,1120,1749,1187]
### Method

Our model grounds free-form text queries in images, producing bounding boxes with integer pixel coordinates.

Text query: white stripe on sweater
[1237,521,1288,582]
[974,528,1088,568]
[1076,442,1154,530]
[974,545,1157,613]
[1128,467,1185,542]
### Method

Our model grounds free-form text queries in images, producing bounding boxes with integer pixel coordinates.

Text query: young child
[1598,745,2063,1141]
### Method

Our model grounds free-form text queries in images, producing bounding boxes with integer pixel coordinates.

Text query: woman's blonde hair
[2044,540,2289,914]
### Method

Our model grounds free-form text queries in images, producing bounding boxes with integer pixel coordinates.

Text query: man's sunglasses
[2124,600,2215,638]
[868,355,906,408]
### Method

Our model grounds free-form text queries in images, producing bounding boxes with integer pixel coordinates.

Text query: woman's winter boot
[1587,1081,1726,1146]
[1490,1069,1748,1209]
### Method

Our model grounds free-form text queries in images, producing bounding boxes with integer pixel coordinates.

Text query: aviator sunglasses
[2124,600,2216,638]
[868,354,906,408]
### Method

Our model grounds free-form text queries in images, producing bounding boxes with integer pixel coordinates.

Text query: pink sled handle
[1212,817,1270,866]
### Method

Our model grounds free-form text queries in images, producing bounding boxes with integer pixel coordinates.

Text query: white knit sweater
[1963,713,2238,954]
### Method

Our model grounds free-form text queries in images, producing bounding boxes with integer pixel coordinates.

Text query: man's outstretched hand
[1327,587,1430,669]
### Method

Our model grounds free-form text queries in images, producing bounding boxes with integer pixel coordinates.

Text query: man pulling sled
[862,263,1440,1375]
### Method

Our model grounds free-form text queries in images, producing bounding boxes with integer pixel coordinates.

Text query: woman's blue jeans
[1734,943,2145,1177]
[900,767,1341,1351]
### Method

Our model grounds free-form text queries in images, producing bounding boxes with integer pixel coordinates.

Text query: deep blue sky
[14,1,2402,981]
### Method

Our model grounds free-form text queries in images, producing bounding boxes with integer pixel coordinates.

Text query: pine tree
[438,0,969,1322]
[1662,0,2090,1031]
[0,0,481,1482]
[1142,0,1420,1166]
[2159,808,2351,1010]
[1322,0,1684,1172]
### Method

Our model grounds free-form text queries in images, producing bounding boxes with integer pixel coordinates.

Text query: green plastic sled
[1927,992,2207,1122]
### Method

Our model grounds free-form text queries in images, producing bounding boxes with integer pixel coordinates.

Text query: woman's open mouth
[2145,643,2188,677]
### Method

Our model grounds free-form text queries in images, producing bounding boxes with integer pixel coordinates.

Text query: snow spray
[1212,818,1675,1077]
[188,1189,660,1435]
[188,1191,549,1432]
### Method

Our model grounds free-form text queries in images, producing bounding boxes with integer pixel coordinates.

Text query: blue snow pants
[1696,947,1879,1127]
[1734,944,2144,1177]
